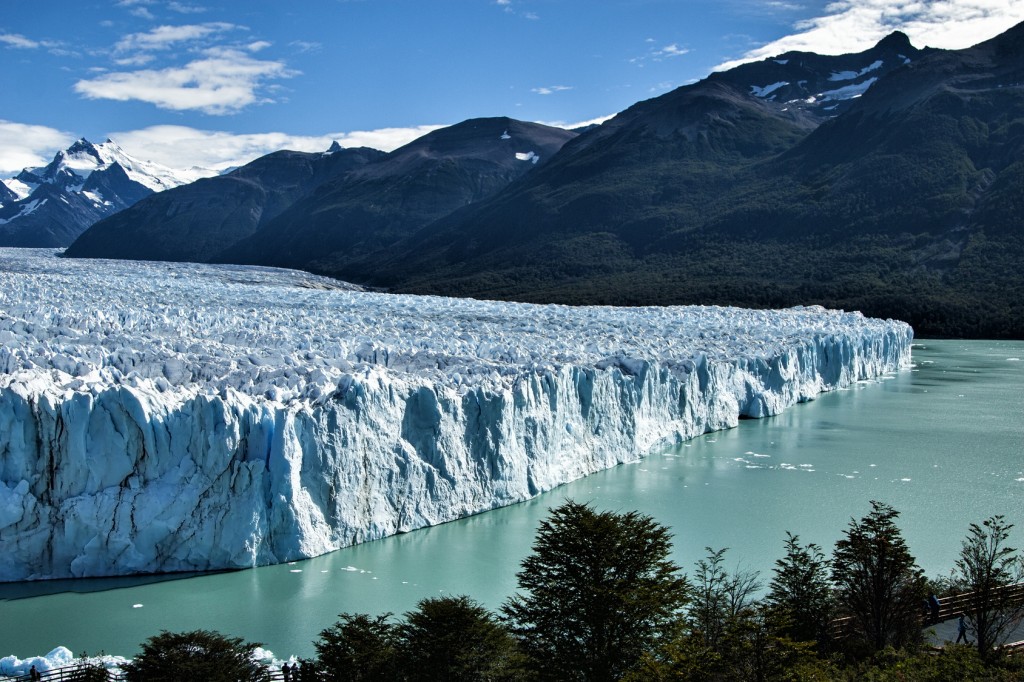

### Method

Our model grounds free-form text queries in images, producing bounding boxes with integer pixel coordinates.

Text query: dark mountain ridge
[65,146,386,262]
[64,24,1024,338]
[347,27,1024,338]
[217,117,577,274]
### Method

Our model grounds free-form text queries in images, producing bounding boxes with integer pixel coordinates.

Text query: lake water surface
[1,339,1021,660]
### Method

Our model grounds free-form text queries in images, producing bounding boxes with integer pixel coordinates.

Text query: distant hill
[65,145,387,262]
[0,139,214,248]
[65,25,1024,338]
[218,117,578,273]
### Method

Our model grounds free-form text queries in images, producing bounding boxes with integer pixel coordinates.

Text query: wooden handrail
[827,582,1024,639]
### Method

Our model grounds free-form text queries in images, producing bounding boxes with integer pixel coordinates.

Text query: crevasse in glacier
[0,249,913,580]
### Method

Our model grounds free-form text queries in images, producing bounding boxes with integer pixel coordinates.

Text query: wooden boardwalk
[829,582,1024,650]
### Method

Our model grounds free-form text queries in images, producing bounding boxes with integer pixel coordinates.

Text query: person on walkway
[956,613,970,644]
[28,665,40,682]
[928,593,941,622]
[282,661,292,682]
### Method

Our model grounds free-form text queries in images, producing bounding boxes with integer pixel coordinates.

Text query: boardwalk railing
[0,667,294,682]
[828,582,1024,643]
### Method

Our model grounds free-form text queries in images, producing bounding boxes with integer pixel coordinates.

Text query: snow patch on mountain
[0,249,912,580]
[751,81,788,98]
[0,199,44,225]
[2,178,33,201]
[515,151,540,164]
[829,59,884,81]
[820,77,878,101]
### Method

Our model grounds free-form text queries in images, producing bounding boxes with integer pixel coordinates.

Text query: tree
[122,630,270,682]
[687,547,761,652]
[400,595,526,681]
[502,500,690,681]
[831,501,926,653]
[69,653,110,682]
[766,532,834,648]
[954,515,1024,659]
[313,613,400,681]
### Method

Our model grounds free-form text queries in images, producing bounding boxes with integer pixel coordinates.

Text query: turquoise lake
[1,339,1022,660]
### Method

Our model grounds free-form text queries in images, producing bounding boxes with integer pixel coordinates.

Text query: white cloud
[2,116,617,179]
[73,48,297,115]
[0,33,40,49]
[716,0,1024,71]
[114,54,156,66]
[655,43,690,58]
[532,85,573,95]
[168,2,207,13]
[115,22,237,52]
[290,40,322,53]
[0,121,76,175]
[106,124,446,170]
[540,113,616,130]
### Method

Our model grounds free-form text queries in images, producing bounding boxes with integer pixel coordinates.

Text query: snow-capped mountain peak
[0,138,219,248]
[20,138,216,194]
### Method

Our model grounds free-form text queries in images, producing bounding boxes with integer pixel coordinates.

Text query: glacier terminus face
[0,249,913,581]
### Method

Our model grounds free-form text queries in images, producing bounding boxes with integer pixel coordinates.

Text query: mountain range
[64,23,1024,338]
[0,139,215,247]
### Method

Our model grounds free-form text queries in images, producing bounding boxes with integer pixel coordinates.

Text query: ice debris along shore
[0,646,287,677]
[0,248,913,581]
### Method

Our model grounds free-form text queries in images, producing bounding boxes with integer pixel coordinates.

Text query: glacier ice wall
[0,249,913,580]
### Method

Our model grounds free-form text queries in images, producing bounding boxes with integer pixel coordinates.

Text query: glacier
[0,248,913,581]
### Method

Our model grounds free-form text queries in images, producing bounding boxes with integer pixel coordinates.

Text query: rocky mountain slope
[361,26,1024,338]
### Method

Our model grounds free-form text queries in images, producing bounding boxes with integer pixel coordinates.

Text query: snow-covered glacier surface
[0,248,913,581]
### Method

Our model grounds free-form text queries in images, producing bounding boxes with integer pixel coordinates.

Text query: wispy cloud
[0,33,40,49]
[631,39,692,67]
[115,22,237,52]
[168,2,207,13]
[74,48,298,115]
[289,40,322,53]
[117,0,157,20]
[715,0,1024,71]
[106,124,447,169]
[654,43,689,58]
[0,121,76,175]
[532,85,573,95]
[496,0,539,20]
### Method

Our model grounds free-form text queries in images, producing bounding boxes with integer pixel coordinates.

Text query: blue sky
[1,0,1022,174]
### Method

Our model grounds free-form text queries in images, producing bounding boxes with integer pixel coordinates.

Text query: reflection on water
[1,340,1021,660]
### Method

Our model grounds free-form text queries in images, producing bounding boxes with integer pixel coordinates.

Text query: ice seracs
[0,249,913,581]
